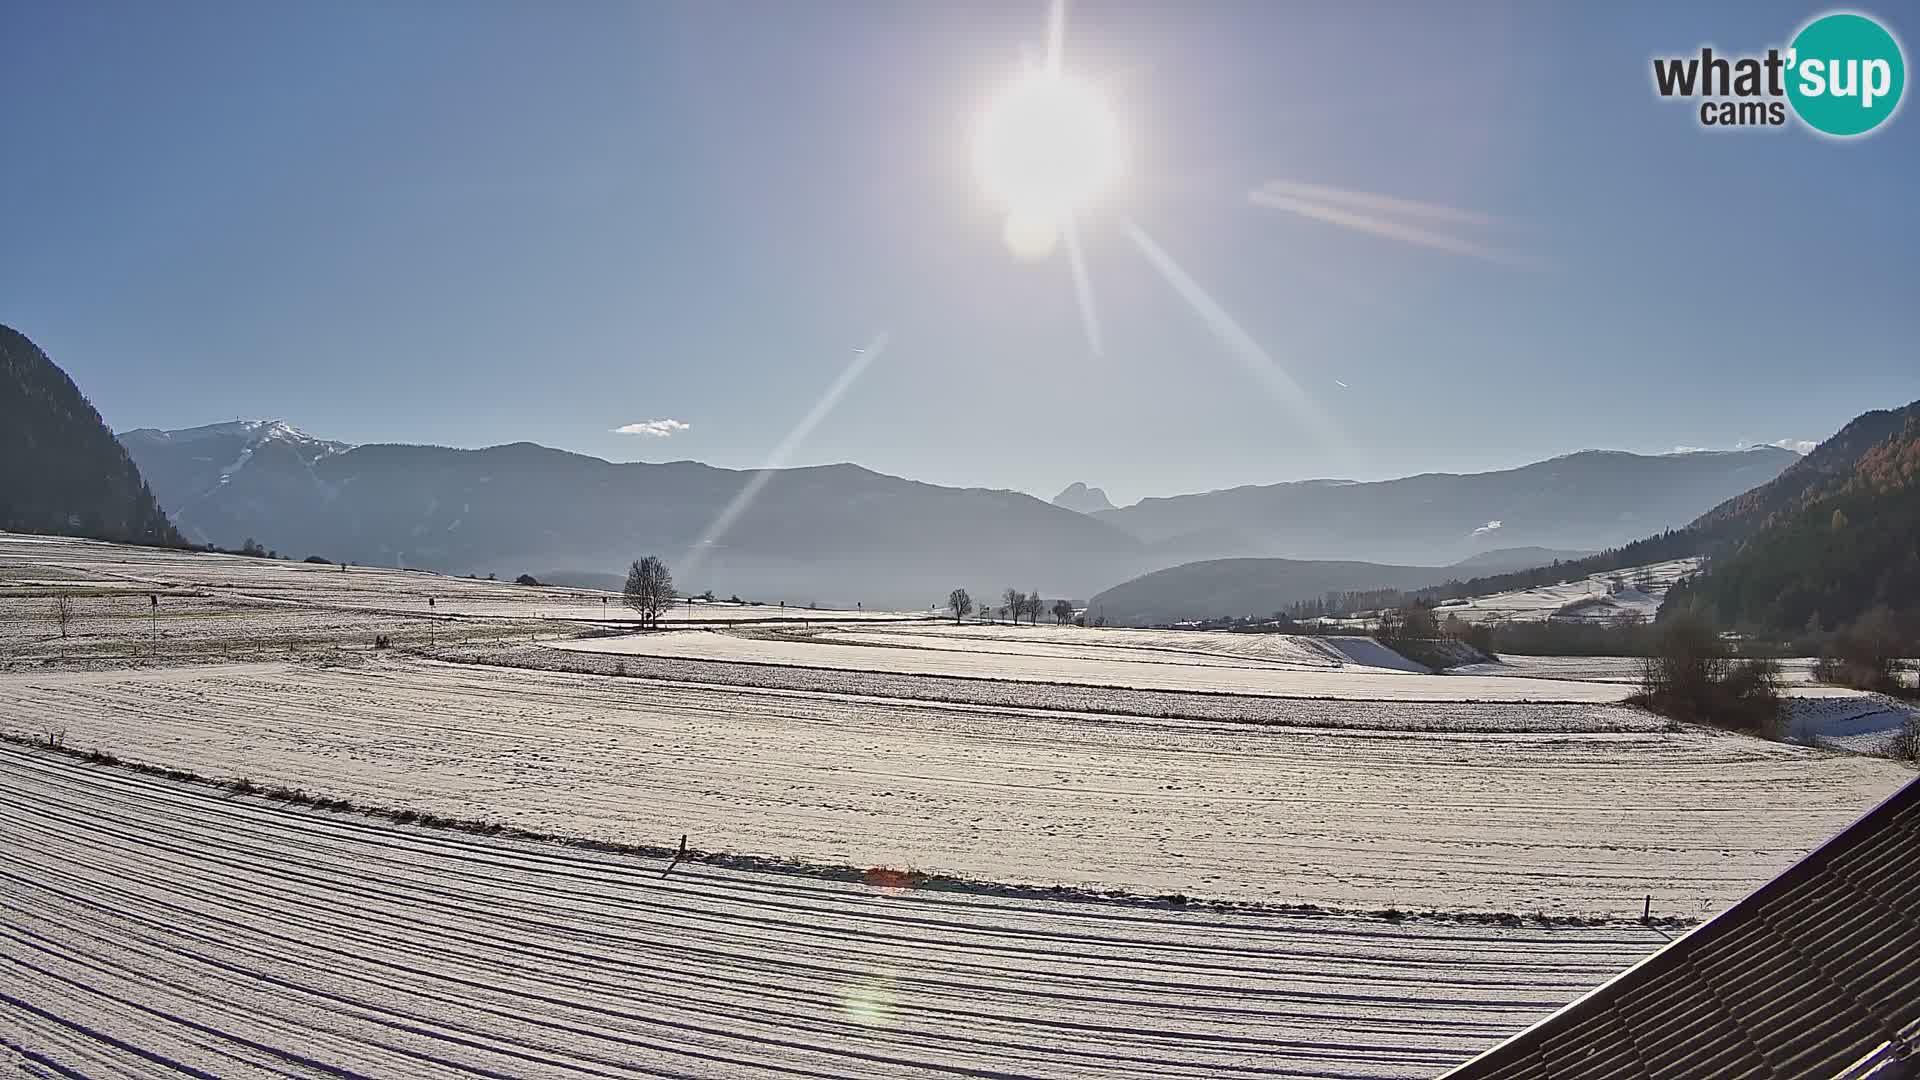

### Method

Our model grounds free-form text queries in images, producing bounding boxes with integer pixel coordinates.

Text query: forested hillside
[0,324,181,546]
[1670,416,1920,636]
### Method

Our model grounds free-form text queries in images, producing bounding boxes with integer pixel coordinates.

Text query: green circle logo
[1787,12,1906,136]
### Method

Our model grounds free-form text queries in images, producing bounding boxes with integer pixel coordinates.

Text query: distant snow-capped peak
[125,419,352,453]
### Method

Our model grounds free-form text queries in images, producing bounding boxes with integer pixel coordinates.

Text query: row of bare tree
[946,587,1073,625]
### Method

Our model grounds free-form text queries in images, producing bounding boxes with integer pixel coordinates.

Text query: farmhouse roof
[1439,774,1920,1080]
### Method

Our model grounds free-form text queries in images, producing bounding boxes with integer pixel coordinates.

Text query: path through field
[0,744,1668,1079]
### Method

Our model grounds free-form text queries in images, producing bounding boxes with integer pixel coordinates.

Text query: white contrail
[1251,180,1502,228]
[1063,215,1103,356]
[1249,190,1546,270]
[1121,218,1341,447]
[682,333,890,578]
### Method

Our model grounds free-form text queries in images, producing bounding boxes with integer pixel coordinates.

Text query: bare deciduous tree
[1025,588,1042,625]
[1003,588,1022,626]
[1052,598,1073,624]
[948,588,973,623]
[52,595,74,638]
[624,555,675,630]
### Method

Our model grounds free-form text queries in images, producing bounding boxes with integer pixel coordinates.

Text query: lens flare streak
[1122,218,1341,446]
[1253,180,1502,228]
[1249,184,1543,269]
[683,333,890,576]
[1063,215,1103,356]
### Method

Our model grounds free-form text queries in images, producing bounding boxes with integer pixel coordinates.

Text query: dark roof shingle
[1440,776,1920,1080]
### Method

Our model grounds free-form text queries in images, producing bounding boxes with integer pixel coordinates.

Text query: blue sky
[4,1,1916,504]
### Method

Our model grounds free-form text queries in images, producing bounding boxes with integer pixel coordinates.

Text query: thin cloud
[1471,520,1503,536]
[1671,445,1708,453]
[1253,180,1502,229]
[1770,438,1817,454]
[1248,179,1545,270]
[613,419,690,438]
[1248,189,1547,270]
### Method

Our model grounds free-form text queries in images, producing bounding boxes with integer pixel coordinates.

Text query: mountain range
[1097,400,1920,629]
[3,321,1901,635]
[119,428,1140,607]
[114,413,1795,608]
[1088,447,1796,565]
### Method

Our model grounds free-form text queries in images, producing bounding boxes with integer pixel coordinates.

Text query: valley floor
[2,533,1913,1077]
[1,654,1905,916]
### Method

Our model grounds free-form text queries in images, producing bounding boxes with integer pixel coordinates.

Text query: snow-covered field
[1452,657,1916,756]
[0,533,928,667]
[456,644,1667,732]
[820,623,1433,672]
[2,534,1913,1077]
[1432,557,1704,625]
[1,655,1906,916]
[0,532,927,628]
[556,629,1631,703]
[1452,655,1820,685]
[1786,692,1920,754]
[0,743,1672,1079]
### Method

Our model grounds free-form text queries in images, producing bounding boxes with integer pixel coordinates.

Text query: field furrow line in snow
[0,657,1906,915]
[0,744,1678,1078]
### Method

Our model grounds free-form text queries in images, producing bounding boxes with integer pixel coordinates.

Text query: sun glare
[975,70,1122,258]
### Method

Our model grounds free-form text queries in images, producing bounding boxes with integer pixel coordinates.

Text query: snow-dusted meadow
[0,743,1671,1079]
[555,627,1634,702]
[0,532,926,665]
[1,536,1912,1077]
[1,655,1906,916]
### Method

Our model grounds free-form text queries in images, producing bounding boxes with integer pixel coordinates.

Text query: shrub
[1552,595,1616,618]
[514,574,542,586]
[1893,712,1920,762]
[373,634,391,649]
[1632,610,1785,736]
[1813,606,1912,695]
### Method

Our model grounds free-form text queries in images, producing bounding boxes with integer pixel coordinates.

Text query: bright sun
[974,69,1123,258]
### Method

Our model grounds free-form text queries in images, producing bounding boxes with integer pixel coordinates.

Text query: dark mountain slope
[1087,557,1457,627]
[0,325,181,546]
[1687,401,1920,545]
[1674,415,1920,635]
